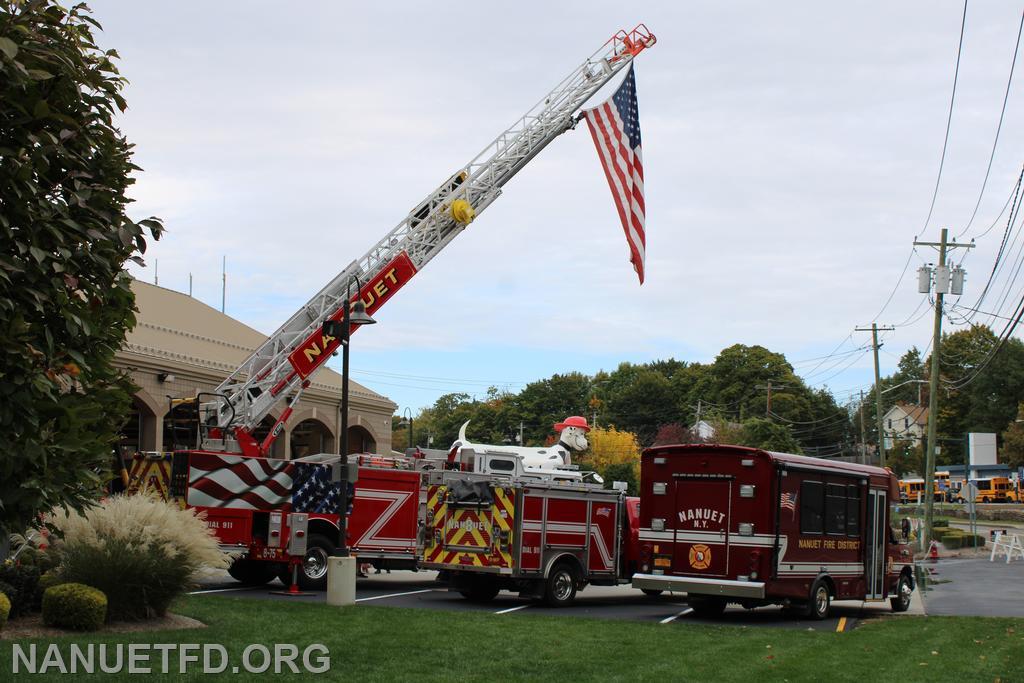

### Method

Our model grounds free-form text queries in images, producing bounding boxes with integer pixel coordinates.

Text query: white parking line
[188,586,258,595]
[494,604,531,614]
[659,607,694,624]
[355,589,435,603]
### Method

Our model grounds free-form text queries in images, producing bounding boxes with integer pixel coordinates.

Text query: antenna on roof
[154,259,158,285]
[221,256,226,313]
[189,273,193,297]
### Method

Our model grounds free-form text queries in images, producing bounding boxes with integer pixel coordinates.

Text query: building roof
[126,280,391,404]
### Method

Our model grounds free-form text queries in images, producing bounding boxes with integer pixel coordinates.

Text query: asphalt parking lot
[920,557,1024,617]
[191,570,915,632]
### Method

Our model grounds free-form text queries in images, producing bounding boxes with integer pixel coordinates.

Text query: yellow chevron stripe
[427,486,443,512]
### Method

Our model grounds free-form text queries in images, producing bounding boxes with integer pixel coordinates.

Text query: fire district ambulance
[420,447,642,606]
[631,444,915,619]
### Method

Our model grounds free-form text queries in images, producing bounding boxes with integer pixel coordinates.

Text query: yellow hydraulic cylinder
[450,199,475,224]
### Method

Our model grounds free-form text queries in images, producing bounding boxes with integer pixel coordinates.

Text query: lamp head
[349,300,376,326]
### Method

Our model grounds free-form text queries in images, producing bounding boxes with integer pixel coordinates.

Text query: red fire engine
[165,451,430,589]
[631,444,915,619]
[419,449,642,606]
[131,26,657,589]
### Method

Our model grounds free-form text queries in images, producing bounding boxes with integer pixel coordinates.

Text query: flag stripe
[582,65,646,284]
[590,106,645,269]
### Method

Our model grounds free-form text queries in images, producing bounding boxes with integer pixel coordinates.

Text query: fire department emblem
[689,544,712,570]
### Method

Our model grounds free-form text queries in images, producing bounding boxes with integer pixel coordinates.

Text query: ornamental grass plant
[46,495,227,620]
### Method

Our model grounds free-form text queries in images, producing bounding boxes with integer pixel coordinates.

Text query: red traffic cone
[928,540,939,560]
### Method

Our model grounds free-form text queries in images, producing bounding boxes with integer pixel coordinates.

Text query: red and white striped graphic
[187,453,294,510]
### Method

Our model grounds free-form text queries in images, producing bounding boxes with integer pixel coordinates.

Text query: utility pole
[855,323,894,467]
[859,390,868,465]
[755,383,793,418]
[914,228,972,551]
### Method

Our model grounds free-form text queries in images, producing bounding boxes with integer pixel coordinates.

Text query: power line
[872,248,920,322]
[921,0,970,234]
[959,5,1024,238]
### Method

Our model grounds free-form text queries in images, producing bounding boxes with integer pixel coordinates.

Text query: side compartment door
[587,497,620,576]
[349,470,420,556]
[864,488,887,600]
[671,476,731,577]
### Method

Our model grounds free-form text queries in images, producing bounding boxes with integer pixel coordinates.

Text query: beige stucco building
[114,280,395,459]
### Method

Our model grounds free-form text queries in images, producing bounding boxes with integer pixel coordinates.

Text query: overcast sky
[89,1,1024,414]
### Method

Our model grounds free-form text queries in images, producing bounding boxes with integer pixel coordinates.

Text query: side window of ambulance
[825,484,846,535]
[846,485,860,536]
[800,481,824,534]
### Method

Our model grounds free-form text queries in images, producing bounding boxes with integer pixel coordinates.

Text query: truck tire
[890,573,913,613]
[458,576,500,602]
[543,563,578,607]
[297,533,336,591]
[801,578,831,620]
[641,588,664,597]
[227,559,279,586]
[688,595,726,618]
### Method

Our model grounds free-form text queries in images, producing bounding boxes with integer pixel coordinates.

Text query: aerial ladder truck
[142,26,657,589]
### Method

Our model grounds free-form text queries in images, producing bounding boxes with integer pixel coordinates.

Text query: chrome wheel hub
[553,572,573,601]
[304,547,329,580]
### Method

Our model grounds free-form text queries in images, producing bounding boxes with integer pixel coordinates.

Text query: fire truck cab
[632,444,915,620]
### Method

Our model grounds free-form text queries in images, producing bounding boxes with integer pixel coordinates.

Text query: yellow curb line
[836,616,847,632]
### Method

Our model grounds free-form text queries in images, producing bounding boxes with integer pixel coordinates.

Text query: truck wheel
[641,588,664,597]
[458,577,500,602]
[543,563,578,607]
[297,533,336,591]
[802,578,831,620]
[227,559,278,586]
[890,573,913,613]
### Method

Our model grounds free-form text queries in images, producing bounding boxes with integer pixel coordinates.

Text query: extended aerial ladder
[200,25,656,456]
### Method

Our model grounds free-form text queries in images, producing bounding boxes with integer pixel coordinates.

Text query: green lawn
[2,596,1022,681]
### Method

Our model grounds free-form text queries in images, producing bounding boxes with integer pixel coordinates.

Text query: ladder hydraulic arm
[203,25,656,456]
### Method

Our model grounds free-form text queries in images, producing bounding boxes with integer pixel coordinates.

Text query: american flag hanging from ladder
[583,65,646,284]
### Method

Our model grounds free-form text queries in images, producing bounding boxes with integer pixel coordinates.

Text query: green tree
[603,368,678,446]
[1000,402,1024,470]
[602,462,638,495]
[0,2,162,535]
[512,372,592,445]
[934,326,1024,463]
[886,438,923,478]
[737,418,802,453]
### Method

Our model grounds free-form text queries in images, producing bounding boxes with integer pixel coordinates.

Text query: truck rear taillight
[749,550,761,580]
[640,543,653,572]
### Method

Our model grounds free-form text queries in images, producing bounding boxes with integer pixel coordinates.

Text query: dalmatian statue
[451,415,591,468]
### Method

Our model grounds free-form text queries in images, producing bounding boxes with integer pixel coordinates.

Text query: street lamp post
[323,286,375,558]
[401,407,413,452]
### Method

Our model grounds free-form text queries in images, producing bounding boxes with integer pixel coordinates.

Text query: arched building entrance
[290,418,335,459]
[121,394,160,453]
[346,425,376,454]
